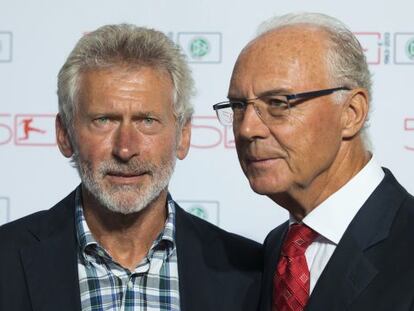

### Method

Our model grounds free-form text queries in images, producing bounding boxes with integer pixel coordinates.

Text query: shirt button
[128,280,133,288]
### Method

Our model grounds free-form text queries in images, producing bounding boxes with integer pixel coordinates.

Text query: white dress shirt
[289,155,385,293]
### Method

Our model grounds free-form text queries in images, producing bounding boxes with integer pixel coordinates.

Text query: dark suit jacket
[260,168,414,311]
[0,189,262,311]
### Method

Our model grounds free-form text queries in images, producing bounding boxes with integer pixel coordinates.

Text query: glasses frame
[213,86,350,126]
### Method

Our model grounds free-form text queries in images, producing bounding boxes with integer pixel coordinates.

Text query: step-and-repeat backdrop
[1,1,414,242]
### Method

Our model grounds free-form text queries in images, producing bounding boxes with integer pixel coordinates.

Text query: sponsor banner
[14,114,56,146]
[177,32,222,63]
[0,197,10,225]
[394,32,414,64]
[0,32,12,62]
[178,200,220,225]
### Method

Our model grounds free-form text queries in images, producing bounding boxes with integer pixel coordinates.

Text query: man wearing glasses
[214,12,414,311]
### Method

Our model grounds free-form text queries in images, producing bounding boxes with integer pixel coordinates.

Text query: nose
[112,123,140,162]
[234,103,269,141]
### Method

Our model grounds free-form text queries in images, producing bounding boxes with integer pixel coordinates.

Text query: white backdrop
[1,0,414,242]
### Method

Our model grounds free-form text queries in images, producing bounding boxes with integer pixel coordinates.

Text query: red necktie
[273,224,318,311]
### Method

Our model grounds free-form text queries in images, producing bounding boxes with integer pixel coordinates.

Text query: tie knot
[281,224,318,258]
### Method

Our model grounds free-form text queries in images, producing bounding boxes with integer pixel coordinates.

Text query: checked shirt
[75,189,180,311]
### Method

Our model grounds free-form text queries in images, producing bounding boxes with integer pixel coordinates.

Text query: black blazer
[260,168,414,311]
[0,189,262,311]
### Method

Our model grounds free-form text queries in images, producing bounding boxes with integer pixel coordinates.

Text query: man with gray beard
[0,24,262,311]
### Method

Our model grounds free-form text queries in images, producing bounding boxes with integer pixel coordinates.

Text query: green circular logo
[188,205,208,220]
[189,37,210,58]
[405,37,414,60]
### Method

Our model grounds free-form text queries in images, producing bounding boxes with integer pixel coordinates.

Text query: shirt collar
[290,155,385,245]
[75,187,177,263]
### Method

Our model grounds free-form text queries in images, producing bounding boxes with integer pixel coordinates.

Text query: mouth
[105,171,149,184]
[246,154,282,161]
[245,156,283,168]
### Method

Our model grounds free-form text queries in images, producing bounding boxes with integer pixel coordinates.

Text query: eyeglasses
[213,86,350,126]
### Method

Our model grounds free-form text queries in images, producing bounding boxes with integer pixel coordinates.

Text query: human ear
[341,88,369,139]
[55,114,74,158]
[176,119,191,160]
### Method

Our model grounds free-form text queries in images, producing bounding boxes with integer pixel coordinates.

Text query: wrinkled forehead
[229,25,332,96]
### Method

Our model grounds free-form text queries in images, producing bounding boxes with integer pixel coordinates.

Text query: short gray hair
[57,24,194,135]
[256,12,372,147]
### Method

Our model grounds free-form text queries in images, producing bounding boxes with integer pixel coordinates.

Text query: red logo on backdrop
[191,116,234,149]
[18,117,46,140]
[14,114,55,146]
[0,113,56,146]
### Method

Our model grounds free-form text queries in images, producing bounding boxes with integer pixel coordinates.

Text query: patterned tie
[273,224,318,311]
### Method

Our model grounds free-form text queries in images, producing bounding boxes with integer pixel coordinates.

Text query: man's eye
[267,97,288,108]
[143,117,155,125]
[230,101,246,110]
[95,117,109,124]
[138,116,162,133]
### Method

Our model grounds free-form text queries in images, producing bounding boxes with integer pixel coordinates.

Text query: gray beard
[72,152,176,215]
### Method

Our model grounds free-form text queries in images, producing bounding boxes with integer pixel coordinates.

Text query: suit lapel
[176,203,262,311]
[260,222,288,311]
[306,169,406,310]
[175,205,213,311]
[20,191,81,311]
[305,234,377,310]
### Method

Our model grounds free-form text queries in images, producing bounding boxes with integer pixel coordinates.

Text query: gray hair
[57,24,194,136]
[256,12,372,147]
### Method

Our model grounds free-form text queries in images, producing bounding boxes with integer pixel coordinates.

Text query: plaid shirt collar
[74,186,177,266]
